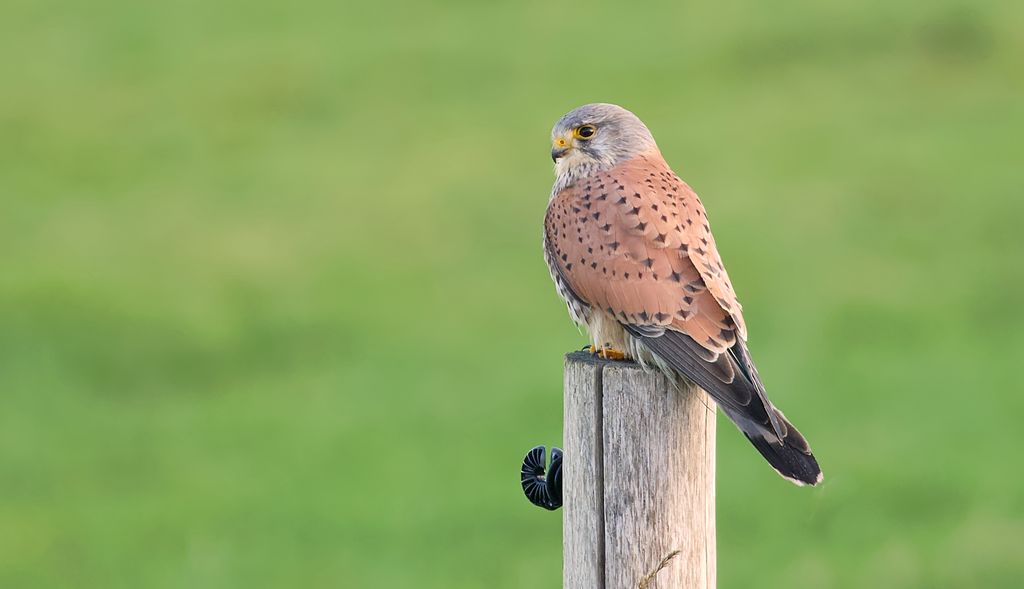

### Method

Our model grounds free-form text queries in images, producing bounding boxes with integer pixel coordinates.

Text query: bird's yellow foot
[588,345,627,361]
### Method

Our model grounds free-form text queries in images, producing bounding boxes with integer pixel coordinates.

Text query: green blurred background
[2,0,1022,587]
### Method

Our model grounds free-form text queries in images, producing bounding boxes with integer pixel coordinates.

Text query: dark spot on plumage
[695,247,706,256]
[686,219,693,226]
[600,223,611,232]
[661,215,668,223]
[616,196,628,205]
[637,272,644,279]
[636,222,647,231]
[679,244,689,253]
[642,257,654,268]
[703,223,710,232]
[684,281,704,293]
[572,206,580,213]
[592,212,601,220]
[670,271,682,282]
[634,192,641,198]
[566,263,573,270]
[623,272,630,279]
[591,262,598,269]
[652,273,659,280]
[676,309,692,319]
[651,203,659,211]
[683,295,694,304]
[609,241,620,251]
[617,185,625,191]
[578,237,583,243]
[654,233,667,244]
[705,337,718,348]
[700,237,708,245]
[638,311,649,322]
[587,247,593,254]
[583,202,591,209]
[655,312,669,322]
[597,193,608,201]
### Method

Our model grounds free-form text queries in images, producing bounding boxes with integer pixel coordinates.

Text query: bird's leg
[588,345,627,361]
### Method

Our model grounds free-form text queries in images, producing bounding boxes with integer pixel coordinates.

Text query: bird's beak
[551,136,572,162]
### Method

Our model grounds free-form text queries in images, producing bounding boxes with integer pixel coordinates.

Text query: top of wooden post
[564,350,644,369]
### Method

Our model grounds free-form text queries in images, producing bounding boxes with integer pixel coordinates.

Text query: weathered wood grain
[563,354,605,589]
[563,352,716,589]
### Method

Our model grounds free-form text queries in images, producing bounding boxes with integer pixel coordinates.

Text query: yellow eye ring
[573,125,597,140]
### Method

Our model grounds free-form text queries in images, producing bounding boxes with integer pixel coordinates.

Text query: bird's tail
[723,405,823,486]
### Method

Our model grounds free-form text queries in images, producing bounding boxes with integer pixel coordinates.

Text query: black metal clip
[521,445,563,511]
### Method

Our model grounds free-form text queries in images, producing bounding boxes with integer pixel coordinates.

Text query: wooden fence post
[563,351,717,589]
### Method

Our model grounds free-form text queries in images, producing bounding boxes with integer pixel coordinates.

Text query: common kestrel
[543,103,822,485]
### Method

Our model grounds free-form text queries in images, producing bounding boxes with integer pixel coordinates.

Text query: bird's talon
[589,345,627,360]
[600,348,627,360]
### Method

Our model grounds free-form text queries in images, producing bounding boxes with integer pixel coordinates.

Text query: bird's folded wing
[545,154,779,432]
[545,154,745,353]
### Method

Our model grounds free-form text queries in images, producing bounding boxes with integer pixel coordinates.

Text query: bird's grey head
[550,103,658,184]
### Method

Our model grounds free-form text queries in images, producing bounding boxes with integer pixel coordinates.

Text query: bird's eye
[574,125,597,140]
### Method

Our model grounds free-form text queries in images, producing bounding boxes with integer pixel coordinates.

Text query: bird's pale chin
[553,153,574,175]
[551,150,599,193]
[554,148,594,172]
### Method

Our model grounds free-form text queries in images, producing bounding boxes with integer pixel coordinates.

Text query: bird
[543,103,822,486]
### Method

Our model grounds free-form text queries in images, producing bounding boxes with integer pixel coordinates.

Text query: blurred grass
[1,0,1023,587]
